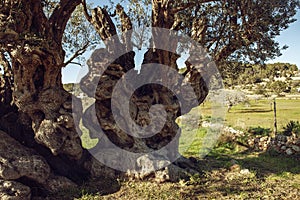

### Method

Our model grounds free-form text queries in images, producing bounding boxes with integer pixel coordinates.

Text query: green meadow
[200,98,300,131]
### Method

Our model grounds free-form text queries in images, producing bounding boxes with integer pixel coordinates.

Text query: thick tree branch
[89,7,117,41]
[116,4,133,51]
[82,0,92,23]
[191,17,208,45]
[83,5,124,53]
[215,43,238,63]
[116,4,132,32]
[31,0,49,36]
[49,0,81,43]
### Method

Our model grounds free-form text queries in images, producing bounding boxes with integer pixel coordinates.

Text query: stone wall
[248,134,300,156]
[202,121,300,157]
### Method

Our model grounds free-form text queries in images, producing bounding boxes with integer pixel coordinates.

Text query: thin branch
[68,62,82,66]
[63,42,90,67]
[171,0,217,14]
[207,20,226,50]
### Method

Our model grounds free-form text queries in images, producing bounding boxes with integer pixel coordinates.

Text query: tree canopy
[1,0,298,72]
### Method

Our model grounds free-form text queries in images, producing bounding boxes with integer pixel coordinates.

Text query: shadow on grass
[234,109,272,113]
[66,150,300,199]
[237,151,300,178]
[49,176,121,200]
[196,149,300,179]
[181,150,300,198]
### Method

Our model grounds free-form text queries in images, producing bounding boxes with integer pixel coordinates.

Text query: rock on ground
[0,130,77,197]
[0,180,31,200]
[0,130,50,183]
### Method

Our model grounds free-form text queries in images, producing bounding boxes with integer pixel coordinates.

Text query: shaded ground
[46,149,300,200]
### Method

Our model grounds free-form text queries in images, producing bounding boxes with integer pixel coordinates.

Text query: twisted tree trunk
[80,2,209,180]
[0,0,211,198]
[0,1,94,198]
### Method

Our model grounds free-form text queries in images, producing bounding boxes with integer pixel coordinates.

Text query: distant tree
[218,62,246,87]
[254,84,267,95]
[270,80,289,95]
[63,83,75,92]
[224,90,249,112]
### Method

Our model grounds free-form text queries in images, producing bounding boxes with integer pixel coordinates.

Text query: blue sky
[268,11,300,66]
[62,6,300,83]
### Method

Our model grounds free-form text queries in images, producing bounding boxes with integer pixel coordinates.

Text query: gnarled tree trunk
[0,0,210,198]
[0,0,94,198]
[80,2,209,180]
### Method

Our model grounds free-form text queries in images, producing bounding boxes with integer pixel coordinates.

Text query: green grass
[200,98,300,131]
[179,128,207,157]
[79,120,98,149]
[80,99,300,153]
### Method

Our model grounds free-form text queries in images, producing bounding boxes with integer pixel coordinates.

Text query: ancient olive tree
[0,0,299,198]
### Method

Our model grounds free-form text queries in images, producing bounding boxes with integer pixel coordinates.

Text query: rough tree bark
[0,0,93,198]
[80,1,209,180]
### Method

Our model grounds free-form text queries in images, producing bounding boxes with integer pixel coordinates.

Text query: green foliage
[292,81,300,88]
[221,62,298,88]
[247,126,271,136]
[214,138,236,152]
[218,62,246,87]
[63,4,99,66]
[282,120,300,136]
[63,83,74,92]
[106,0,299,65]
[254,84,266,95]
[193,0,299,63]
[269,80,288,95]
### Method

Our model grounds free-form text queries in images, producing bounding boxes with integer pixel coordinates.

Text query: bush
[292,81,300,88]
[247,126,271,136]
[254,85,266,95]
[282,120,300,137]
[269,81,288,95]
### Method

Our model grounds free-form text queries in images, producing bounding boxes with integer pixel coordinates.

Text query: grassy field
[59,135,300,199]
[178,98,300,158]
[68,99,300,200]
[199,98,300,131]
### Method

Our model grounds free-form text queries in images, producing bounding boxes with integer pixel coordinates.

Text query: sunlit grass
[179,128,207,157]
[79,120,98,149]
[201,98,300,131]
